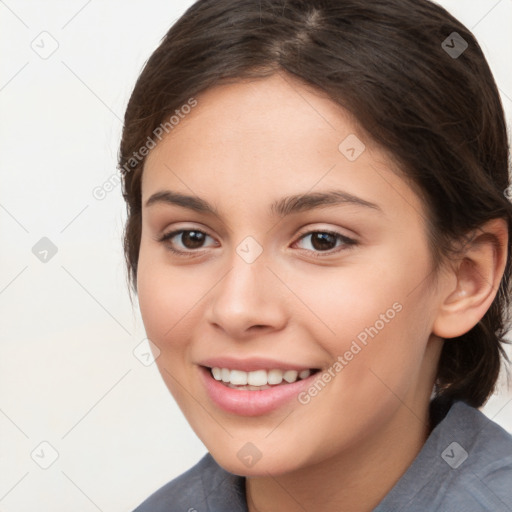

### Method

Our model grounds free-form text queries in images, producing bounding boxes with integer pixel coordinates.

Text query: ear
[433,218,508,339]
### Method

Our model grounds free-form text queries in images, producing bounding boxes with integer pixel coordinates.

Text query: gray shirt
[133,400,512,511]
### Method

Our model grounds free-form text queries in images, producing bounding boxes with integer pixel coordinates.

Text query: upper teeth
[211,367,311,386]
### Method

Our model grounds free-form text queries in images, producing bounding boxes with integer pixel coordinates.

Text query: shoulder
[439,401,512,510]
[375,400,512,512]
[132,453,247,512]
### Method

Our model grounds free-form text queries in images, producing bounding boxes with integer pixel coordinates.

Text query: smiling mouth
[206,366,321,390]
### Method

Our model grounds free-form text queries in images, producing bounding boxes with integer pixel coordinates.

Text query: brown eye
[309,232,337,251]
[159,229,216,255]
[294,230,357,257]
[177,230,206,249]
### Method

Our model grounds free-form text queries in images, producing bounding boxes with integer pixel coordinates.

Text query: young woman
[120,0,512,510]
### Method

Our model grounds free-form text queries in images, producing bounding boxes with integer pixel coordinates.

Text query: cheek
[298,244,434,392]
[136,249,202,407]
[291,253,414,346]
[136,246,200,349]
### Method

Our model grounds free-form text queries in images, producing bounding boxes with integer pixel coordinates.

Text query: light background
[0,1,511,511]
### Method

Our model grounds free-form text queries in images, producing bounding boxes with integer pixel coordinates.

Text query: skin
[136,72,508,511]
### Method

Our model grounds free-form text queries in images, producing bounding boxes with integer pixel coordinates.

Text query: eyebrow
[145,189,382,217]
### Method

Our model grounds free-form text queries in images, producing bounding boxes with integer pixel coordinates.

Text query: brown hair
[119,0,512,409]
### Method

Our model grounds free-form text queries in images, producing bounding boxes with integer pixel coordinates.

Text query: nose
[205,251,288,339]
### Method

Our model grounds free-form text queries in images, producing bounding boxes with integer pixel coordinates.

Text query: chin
[207,442,307,478]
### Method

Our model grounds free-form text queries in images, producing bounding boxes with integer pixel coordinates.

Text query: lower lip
[199,366,318,416]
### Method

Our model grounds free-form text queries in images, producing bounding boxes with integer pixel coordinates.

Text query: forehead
[146,72,369,161]
[141,73,424,222]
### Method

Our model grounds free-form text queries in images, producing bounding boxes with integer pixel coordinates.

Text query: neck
[246,403,431,512]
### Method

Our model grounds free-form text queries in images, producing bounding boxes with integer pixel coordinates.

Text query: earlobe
[433,218,508,339]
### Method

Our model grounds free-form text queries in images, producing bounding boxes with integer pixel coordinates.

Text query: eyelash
[157,228,357,259]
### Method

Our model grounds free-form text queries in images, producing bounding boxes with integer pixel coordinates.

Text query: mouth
[207,366,321,390]
[198,364,323,416]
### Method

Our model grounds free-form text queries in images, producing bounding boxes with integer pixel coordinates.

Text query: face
[137,73,445,476]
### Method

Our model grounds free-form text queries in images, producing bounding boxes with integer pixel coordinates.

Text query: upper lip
[198,357,317,372]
